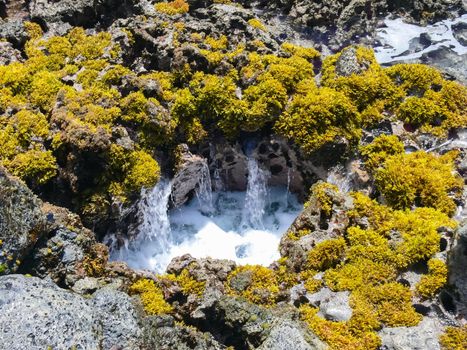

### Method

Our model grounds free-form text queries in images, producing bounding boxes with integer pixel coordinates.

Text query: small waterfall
[284,167,291,208]
[327,164,351,193]
[195,160,214,215]
[137,179,172,252]
[241,156,270,230]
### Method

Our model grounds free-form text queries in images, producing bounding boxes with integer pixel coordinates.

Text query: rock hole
[225,154,234,163]
[439,290,456,313]
[439,237,448,252]
[413,304,431,316]
[397,278,411,287]
[411,260,429,275]
[258,143,268,155]
[0,3,6,19]
[270,164,283,175]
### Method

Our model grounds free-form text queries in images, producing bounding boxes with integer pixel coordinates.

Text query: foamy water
[110,155,302,272]
[375,14,467,64]
[112,187,301,272]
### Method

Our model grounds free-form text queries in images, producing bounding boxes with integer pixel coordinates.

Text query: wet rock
[378,316,445,350]
[0,167,46,274]
[448,221,467,319]
[171,145,210,208]
[306,288,353,322]
[452,22,467,46]
[210,141,248,191]
[199,297,325,349]
[254,136,305,198]
[0,275,142,350]
[420,47,467,84]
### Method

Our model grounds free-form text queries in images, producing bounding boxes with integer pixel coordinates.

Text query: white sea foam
[114,188,301,272]
[110,157,302,273]
[374,14,467,64]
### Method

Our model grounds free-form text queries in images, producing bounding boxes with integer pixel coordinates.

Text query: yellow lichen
[306,238,347,271]
[155,0,189,16]
[226,265,280,306]
[416,258,448,298]
[162,268,206,298]
[374,151,463,216]
[440,326,467,350]
[248,18,266,31]
[129,279,173,315]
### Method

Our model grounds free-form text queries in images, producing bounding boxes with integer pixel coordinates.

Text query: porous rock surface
[0,274,141,350]
[0,167,46,274]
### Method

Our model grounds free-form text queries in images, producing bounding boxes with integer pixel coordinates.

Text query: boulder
[306,288,353,322]
[22,203,109,288]
[203,297,326,349]
[171,145,210,208]
[142,315,225,350]
[0,167,46,274]
[378,316,445,350]
[0,275,142,350]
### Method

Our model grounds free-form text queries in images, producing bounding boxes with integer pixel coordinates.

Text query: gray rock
[379,316,444,350]
[171,145,210,208]
[0,167,46,274]
[72,276,100,294]
[29,0,149,27]
[334,46,371,77]
[0,18,29,47]
[0,275,142,350]
[24,203,109,288]
[280,183,352,271]
[257,320,326,350]
[142,315,225,350]
[448,221,467,318]
[0,41,22,65]
[210,141,248,191]
[0,274,100,350]
[452,22,467,46]
[307,288,353,321]
[421,48,467,85]
[92,287,142,350]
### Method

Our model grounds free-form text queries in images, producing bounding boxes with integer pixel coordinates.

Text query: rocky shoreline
[0,1,466,349]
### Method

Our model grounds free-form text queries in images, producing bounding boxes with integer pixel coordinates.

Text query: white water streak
[241,157,270,230]
[195,160,214,215]
[137,179,172,250]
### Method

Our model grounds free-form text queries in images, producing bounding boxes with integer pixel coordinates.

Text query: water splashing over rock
[195,160,214,215]
[110,158,301,272]
[241,156,270,230]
